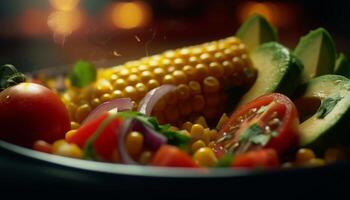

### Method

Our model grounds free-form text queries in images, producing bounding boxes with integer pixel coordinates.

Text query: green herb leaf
[334,53,350,78]
[117,111,191,147]
[0,64,25,91]
[239,123,263,143]
[215,153,234,167]
[69,60,96,88]
[250,134,271,146]
[316,95,343,119]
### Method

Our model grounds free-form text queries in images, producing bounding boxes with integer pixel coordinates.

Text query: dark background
[0,0,349,72]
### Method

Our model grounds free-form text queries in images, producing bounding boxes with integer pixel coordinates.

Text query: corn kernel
[304,158,325,167]
[203,76,220,93]
[153,68,166,80]
[188,81,202,95]
[118,68,130,78]
[65,130,77,141]
[191,140,206,153]
[124,86,138,99]
[135,83,148,98]
[174,58,185,68]
[100,93,112,103]
[126,131,144,157]
[188,56,198,65]
[140,71,154,82]
[147,79,160,89]
[161,58,172,67]
[194,116,208,128]
[191,95,205,112]
[193,147,218,167]
[208,62,224,78]
[181,121,193,132]
[162,74,176,85]
[202,128,212,144]
[195,63,209,80]
[222,60,235,76]
[296,148,316,163]
[90,98,101,108]
[167,66,176,73]
[70,121,80,130]
[191,124,204,140]
[113,90,124,98]
[173,70,187,84]
[139,151,152,165]
[200,53,212,63]
[127,74,141,85]
[94,79,113,98]
[113,78,127,90]
[137,64,149,72]
[75,104,91,122]
[176,84,191,100]
[52,140,82,159]
[183,65,197,80]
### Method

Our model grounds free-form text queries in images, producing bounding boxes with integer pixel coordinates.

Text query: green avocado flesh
[296,75,350,153]
[238,42,303,106]
[294,28,336,83]
[236,14,277,52]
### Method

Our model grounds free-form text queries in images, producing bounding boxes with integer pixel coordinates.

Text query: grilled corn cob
[62,36,256,126]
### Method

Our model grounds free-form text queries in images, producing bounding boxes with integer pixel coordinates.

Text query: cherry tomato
[232,149,279,168]
[67,112,122,161]
[213,93,299,157]
[0,83,70,147]
[151,145,198,167]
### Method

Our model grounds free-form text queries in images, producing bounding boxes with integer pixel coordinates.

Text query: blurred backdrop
[0,0,349,72]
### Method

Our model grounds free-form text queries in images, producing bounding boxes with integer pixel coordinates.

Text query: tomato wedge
[67,112,122,161]
[232,149,279,168]
[213,93,299,157]
[151,145,198,167]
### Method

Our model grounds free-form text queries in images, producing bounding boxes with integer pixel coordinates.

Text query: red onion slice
[137,84,176,116]
[117,118,167,164]
[82,98,132,125]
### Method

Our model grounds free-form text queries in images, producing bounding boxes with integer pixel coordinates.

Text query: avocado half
[238,42,303,106]
[295,75,350,153]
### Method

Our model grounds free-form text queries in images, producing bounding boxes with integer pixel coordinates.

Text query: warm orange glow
[47,10,82,36]
[238,2,275,25]
[49,0,80,11]
[19,9,48,36]
[111,1,151,29]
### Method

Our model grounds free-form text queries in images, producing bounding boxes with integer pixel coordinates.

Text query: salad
[1,14,350,169]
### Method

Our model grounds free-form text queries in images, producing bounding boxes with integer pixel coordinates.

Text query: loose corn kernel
[65,130,77,141]
[126,131,144,157]
[216,113,229,130]
[202,128,212,145]
[70,121,80,130]
[193,147,218,167]
[324,148,346,163]
[52,140,82,159]
[304,158,325,167]
[194,116,208,128]
[191,124,204,140]
[203,76,220,93]
[75,104,92,122]
[191,140,206,153]
[181,121,193,132]
[139,151,152,165]
[296,148,316,163]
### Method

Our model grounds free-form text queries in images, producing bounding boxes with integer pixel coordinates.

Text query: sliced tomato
[232,149,279,168]
[213,93,299,157]
[151,145,198,168]
[67,112,122,161]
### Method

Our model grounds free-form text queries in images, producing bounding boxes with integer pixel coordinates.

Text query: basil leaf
[215,153,234,167]
[69,60,96,88]
[316,95,342,119]
[239,124,263,143]
[250,134,271,146]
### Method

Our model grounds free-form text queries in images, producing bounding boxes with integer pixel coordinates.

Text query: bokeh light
[47,10,83,36]
[49,0,80,12]
[110,1,152,29]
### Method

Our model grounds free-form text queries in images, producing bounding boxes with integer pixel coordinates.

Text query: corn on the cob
[62,36,256,126]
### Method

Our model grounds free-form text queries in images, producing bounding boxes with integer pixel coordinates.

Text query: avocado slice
[295,75,350,154]
[238,42,303,106]
[334,53,350,78]
[294,28,336,83]
[236,14,277,52]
